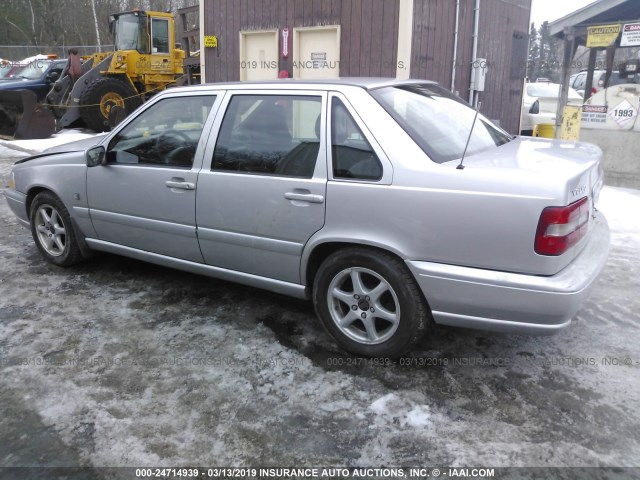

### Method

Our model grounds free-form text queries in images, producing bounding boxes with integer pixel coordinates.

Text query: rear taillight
[529,100,540,114]
[535,197,590,256]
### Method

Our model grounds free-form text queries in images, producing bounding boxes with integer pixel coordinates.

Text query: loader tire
[79,77,141,132]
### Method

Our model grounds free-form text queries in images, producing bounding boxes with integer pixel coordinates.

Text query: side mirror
[86,146,106,167]
[46,71,60,83]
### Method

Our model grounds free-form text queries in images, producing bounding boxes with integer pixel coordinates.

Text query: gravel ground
[0,141,639,477]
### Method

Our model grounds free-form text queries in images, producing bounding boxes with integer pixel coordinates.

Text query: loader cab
[110,10,173,56]
[111,11,149,54]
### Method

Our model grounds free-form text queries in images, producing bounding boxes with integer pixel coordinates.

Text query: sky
[530,0,599,28]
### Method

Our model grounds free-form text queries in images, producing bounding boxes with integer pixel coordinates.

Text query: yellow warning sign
[560,105,582,141]
[586,24,621,48]
[204,35,218,48]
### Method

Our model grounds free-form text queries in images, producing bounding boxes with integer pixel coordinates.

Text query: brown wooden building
[197,0,531,133]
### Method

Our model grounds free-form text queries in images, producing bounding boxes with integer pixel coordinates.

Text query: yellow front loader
[34,10,187,136]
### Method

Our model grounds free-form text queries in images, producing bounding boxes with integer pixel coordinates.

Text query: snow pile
[3,129,99,156]
[369,393,433,429]
[20,54,53,64]
[597,186,640,246]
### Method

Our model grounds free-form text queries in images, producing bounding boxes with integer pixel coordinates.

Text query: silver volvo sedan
[3,79,610,357]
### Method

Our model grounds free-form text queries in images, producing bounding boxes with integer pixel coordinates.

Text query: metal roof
[550,0,640,38]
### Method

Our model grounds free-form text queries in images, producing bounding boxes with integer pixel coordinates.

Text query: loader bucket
[0,90,56,140]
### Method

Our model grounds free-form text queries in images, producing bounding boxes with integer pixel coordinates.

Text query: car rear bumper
[406,212,610,335]
[3,188,29,228]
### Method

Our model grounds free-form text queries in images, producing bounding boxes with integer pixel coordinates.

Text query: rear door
[87,92,221,262]
[196,90,327,283]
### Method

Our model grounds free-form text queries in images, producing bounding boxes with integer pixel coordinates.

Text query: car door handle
[165,180,195,190]
[284,192,324,204]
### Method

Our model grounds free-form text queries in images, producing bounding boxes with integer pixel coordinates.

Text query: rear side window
[371,84,512,163]
[212,95,322,178]
[330,97,382,181]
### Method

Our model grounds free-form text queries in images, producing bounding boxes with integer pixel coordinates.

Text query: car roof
[164,77,438,94]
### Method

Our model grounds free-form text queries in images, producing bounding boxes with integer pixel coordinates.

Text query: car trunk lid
[464,136,604,264]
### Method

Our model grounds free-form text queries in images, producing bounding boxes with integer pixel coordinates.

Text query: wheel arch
[26,187,93,259]
[25,185,53,215]
[104,73,138,92]
[303,241,411,294]
[308,241,433,356]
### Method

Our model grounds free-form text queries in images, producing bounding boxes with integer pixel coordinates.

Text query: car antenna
[457,101,482,170]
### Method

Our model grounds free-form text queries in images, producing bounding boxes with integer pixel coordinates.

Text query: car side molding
[84,238,309,300]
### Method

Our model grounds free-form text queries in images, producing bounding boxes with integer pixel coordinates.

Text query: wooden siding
[203,0,399,82]
[411,0,531,133]
[203,0,531,133]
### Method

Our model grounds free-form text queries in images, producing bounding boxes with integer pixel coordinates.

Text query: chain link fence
[0,45,114,62]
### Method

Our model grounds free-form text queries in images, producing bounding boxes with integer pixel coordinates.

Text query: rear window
[527,84,561,97]
[371,84,512,164]
[603,71,640,87]
[526,83,582,101]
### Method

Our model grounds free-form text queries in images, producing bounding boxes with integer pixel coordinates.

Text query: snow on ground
[0,128,99,156]
[0,139,639,469]
[597,186,640,246]
[0,129,100,184]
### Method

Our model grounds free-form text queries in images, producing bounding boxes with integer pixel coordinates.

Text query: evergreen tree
[538,21,561,81]
[527,22,539,81]
[527,20,562,82]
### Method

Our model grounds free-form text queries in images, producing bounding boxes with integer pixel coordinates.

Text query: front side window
[107,95,215,168]
[371,84,512,164]
[151,18,170,54]
[213,95,322,178]
[114,13,148,53]
[331,97,383,181]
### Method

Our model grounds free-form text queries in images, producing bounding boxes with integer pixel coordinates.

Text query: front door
[87,93,219,262]
[196,92,327,283]
[149,17,173,74]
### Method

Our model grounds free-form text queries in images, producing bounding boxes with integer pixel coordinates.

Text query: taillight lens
[529,100,540,114]
[535,197,590,256]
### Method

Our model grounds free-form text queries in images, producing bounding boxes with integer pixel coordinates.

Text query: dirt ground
[1,145,639,478]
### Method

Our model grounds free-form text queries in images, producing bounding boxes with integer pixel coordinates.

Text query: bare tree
[91,0,102,52]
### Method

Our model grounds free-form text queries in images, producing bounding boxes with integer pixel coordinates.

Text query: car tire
[313,248,429,357]
[30,191,83,267]
[79,77,141,132]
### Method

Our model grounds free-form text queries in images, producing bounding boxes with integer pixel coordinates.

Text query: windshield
[527,84,560,97]
[0,64,14,79]
[371,84,512,164]
[114,13,148,53]
[11,61,49,80]
[527,83,582,100]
